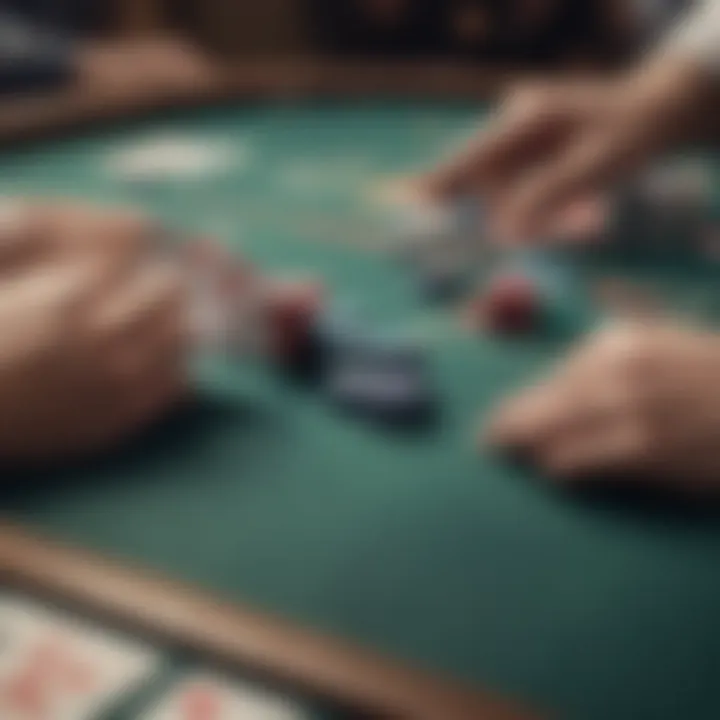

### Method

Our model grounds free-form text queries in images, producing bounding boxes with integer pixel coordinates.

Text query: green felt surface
[2,101,720,720]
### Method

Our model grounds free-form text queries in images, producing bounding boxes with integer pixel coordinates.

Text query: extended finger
[497,126,642,240]
[91,258,187,342]
[540,417,654,480]
[426,89,574,197]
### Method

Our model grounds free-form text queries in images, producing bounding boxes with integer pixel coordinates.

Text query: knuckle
[602,326,656,379]
[60,203,152,259]
[505,83,555,117]
[617,342,653,380]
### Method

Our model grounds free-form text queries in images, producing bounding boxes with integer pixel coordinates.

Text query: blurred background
[0,0,699,105]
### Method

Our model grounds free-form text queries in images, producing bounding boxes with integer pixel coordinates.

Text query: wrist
[621,53,720,148]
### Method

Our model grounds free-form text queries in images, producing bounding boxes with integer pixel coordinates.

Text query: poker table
[1,65,720,720]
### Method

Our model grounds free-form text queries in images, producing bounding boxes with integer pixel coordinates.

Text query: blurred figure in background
[445,0,631,64]
[0,10,73,95]
[0,3,213,98]
[306,0,444,58]
[306,0,634,65]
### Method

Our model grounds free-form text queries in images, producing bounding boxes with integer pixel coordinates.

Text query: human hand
[484,320,720,491]
[422,56,717,242]
[0,198,161,275]
[0,252,187,462]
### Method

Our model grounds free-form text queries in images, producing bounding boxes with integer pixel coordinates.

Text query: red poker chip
[265,279,324,359]
[484,274,538,334]
[465,273,539,335]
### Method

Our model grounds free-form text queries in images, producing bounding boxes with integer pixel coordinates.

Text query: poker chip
[264,278,326,381]
[325,350,435,428]
[471,273,540,335]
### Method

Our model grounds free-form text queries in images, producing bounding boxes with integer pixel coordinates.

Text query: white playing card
[180,238,268,358]
[141,674,305,720]
[0,594,159,720]
[106,133,242,182]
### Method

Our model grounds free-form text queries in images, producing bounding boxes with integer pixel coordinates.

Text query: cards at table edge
[140,672,307,720]
[0,593,161,718]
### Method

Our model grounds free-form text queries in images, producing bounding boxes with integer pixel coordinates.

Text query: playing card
[180,237,267,358]
[141,674,305,720]
[106,133,242,183]
[0,594,159,720]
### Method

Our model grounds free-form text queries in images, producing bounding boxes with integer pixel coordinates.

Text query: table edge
[0,520,538,720]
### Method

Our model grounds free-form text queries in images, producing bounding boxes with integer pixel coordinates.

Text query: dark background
[2,0,641,64]
[304,0,633,64]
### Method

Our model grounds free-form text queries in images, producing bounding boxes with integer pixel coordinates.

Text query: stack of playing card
[171,234,326,373]
[390,194,486,262]
[0,595,159,720]
[174,236,270,361]
[377,189,488,307]
[140,673,306,719]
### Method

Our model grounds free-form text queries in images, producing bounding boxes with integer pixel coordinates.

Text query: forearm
[661,0,720,73]
[619,0,720,148]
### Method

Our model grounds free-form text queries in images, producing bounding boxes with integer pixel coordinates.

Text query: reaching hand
[423,56,716,243]
[485,321,720,491]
